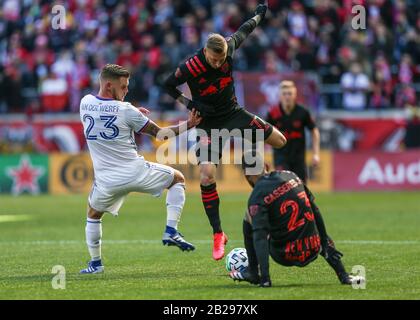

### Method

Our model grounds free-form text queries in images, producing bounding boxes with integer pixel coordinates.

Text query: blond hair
[279,80,296,90]
[205,33,227,54]
[100,64,130,80]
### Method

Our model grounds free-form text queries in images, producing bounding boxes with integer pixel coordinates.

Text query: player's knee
[267,130,287,148]
[172,170,185,185]
[87,206,103,220]
[200,172,215,186]
[199,164,216,186]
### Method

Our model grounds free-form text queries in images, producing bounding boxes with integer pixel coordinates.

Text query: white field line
[0,240,418,246]
[0,215,32,223]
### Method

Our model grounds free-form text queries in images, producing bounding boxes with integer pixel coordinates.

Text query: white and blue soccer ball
[225,248,248,272]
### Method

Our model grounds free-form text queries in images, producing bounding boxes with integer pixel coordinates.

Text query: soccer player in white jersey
[79,64,201,274]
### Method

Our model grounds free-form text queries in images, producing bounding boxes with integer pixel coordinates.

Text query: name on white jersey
[81,103,120,113]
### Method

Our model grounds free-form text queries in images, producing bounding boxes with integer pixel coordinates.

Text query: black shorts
[273,153,307,183]
[195,108,273,164]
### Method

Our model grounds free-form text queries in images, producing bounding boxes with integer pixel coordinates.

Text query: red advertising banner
[336,118,407,150]
[334,151,420,191]
[235,72,319,114]
[0,119,86,153]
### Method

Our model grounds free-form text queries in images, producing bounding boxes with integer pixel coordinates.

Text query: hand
[187,100,215,118]
[324,246,343,262]
[187,108,202,128]
[138,107,151,115]
[321,238,343,262]
[312,153,320,167]
[255,3,267,19]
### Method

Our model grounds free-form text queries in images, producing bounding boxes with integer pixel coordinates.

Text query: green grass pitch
[0,191,419,300]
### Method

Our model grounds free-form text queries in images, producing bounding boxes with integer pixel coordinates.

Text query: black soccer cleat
[229,270,261,285]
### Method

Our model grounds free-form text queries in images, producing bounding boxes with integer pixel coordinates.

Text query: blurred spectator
[395,83,417,109]
[161,32,184,68]
[340,62,371,110]
[40,70,69,112]
[370,23,394,61]
[343,30,369,71]
[1,63,24,113]
[52,51,75,79]
[264,49,286,73]
[404,105,420,149]
[398,54,415,84]
[370,55,393,109]
[286,1,308,39]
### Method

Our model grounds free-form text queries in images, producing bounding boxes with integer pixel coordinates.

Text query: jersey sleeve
[226,37,236,58]
[303,184,316,203]
[303,108,316,130]
[265,111,275,125]
[124,104,150,133]
[227,16,259,56]
[248,190,271,281]
[176,61,193,83]
[163,55,206,102]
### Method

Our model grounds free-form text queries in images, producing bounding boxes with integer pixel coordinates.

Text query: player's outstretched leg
[80,206,104,274]
[199,163,227,260]
[162,170,195,251]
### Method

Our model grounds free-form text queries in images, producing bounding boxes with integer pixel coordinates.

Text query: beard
[111,87,119,100]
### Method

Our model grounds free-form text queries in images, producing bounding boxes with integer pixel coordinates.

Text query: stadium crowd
[0,0,420,114]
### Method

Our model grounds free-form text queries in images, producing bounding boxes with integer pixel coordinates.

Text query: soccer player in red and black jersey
[265,81,320,183]
[164,4,287,261]
[229,151,364,287]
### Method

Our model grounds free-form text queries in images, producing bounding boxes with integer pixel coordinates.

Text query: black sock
[201,183,222,234]
[243,220,259,278]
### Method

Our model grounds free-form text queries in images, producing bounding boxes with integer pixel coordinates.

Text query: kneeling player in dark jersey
[229,151,364,287]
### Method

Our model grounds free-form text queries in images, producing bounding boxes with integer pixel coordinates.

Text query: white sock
[166,183,185,230]
[85,218,102,261]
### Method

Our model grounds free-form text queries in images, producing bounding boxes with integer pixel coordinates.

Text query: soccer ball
[225,248,248,272]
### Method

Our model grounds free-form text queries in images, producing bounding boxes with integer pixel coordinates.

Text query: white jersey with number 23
[79,94,150,187]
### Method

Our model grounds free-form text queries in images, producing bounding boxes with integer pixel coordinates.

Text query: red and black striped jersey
[164,16,260,119]
[175,42,238,118]
[266,104,316,160]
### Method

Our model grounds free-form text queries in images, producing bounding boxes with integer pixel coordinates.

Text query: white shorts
[88,161,175,216]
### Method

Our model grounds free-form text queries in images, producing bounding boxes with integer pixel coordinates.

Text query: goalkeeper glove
[320,238,343,262]
[255,4,268,19]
